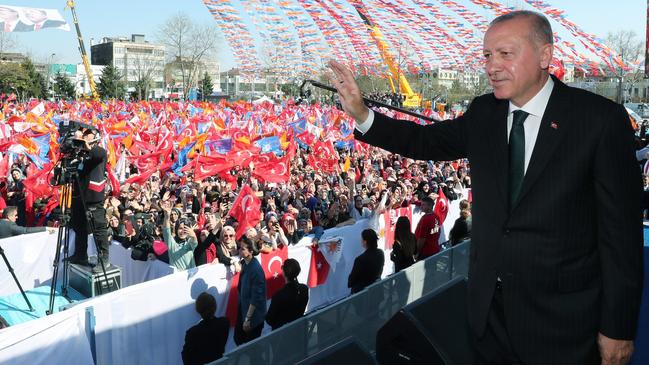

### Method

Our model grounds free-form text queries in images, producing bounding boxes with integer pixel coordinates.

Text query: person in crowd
[234,236,267,345]
[7,168,26,226]
[330,9,642,364]
[161,200,198,271]
[390,216,416,272]
[265,258,309,330]
[181,292,230,365]
[0,206,52,238]
[349,194,372,221]
[280,213,301,245]
[414,197,442,259]
[215,225,241,272]
[348,229,384,294]
[449,209,472,246]
[259,213,288,253]
[193,211,222,266]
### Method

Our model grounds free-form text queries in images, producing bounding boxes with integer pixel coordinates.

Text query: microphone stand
[299,79,436,122]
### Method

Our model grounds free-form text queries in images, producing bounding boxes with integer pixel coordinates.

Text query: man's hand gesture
[328,60,369,123]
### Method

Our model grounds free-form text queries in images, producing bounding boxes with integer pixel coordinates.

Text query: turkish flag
[260,245,288,298]
[227,184,261,239]
[193,155,233,181]
[434,187,449,224]
[225,271,240,326]
[0,154,8,179]
[307,154,338,173]
[106,165,120,197]
[383,206,413,250]
[23,163,55,198]
[307,245,330,288]
[252,154,290,183]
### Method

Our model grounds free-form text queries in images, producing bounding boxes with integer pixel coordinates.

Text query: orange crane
[349,1,422,107]
[66,1,99,100]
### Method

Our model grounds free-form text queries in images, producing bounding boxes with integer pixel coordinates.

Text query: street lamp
[46,53,55,99]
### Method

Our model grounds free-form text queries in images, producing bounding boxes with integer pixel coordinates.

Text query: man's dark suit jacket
[181,316,229,365]
[265,281,309,330]
[0,219,46,239]
[355,76,643,364]
[348,247,385,294]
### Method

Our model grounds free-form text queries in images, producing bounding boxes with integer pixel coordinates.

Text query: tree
[131,53,162,100]
[606,30,643,103]
[0,62,29,99]
[198,71,213,100]
[97,64,126,99]
[21,59,47,99]
[52,72,75,99]
[157,13,220,100]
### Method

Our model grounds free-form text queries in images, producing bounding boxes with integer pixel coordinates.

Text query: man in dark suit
[182,292,230,365]
[0,206,50,239]
[329,10,642,365]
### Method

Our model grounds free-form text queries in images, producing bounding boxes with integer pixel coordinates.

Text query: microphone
[300,79,436,122]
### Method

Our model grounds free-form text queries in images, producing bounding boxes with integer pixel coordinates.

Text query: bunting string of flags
[200,0,631,78]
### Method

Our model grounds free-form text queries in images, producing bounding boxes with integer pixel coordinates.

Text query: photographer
[258,213,288,253]
[69,128,110,272]
[161,199,198,271]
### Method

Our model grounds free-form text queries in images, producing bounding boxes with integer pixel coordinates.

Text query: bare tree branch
[157,13,220,99]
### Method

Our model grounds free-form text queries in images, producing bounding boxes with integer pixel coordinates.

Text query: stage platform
[0,285,86,327]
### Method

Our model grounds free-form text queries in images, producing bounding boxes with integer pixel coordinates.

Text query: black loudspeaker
[296,337,376,365]
[376,277,473,365]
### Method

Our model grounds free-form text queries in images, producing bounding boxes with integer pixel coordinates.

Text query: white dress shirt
[356,76,555,175]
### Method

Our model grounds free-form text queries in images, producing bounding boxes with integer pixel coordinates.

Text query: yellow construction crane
[349,1,421,108]
[66,1,99,100]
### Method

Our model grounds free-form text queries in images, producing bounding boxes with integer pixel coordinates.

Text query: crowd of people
[0,97,478,363]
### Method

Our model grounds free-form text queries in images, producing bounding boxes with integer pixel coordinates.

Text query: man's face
[6,210,17,222]
[483,16,552,107]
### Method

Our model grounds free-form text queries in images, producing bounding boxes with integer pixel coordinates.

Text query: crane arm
[66,1,99,100]
[349,1,420,106]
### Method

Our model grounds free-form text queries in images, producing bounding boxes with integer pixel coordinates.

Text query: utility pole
[46,53,55,99]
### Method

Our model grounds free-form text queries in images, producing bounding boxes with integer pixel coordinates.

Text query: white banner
[0,307,92,365]
[0,5,70,32]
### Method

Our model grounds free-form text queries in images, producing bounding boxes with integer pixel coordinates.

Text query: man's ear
[539,43,553,70]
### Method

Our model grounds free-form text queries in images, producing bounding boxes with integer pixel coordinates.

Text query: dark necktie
[508,110,528,209]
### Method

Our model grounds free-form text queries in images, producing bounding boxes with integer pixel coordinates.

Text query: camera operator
[69,128,110,272]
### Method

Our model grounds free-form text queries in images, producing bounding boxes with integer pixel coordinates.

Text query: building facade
[91,34,165,99]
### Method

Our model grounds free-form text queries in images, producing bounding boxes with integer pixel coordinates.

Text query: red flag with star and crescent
[434,187,449,224]
[260,245,288,298]
[225,272,240,326]
[307,245,330,288]
[227,184,261,239]
[251,153,290,183]
[22,163,55,198]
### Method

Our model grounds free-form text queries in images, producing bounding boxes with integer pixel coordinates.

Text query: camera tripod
[47,173,115,315]
[0,244,34,312]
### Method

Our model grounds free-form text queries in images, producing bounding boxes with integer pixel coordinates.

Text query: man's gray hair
[490,10,553,45]
[2,206,17,219]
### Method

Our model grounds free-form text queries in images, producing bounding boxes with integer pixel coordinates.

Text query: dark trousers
[234,307,263,346]
[473,284,523,365]
[71,201,109,260]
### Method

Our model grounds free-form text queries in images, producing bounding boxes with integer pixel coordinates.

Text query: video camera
[51,120,100,186]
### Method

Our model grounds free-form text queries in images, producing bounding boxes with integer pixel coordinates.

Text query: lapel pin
[550,121,558,130]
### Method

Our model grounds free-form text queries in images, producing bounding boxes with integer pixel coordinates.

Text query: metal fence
[212,241,471,365]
